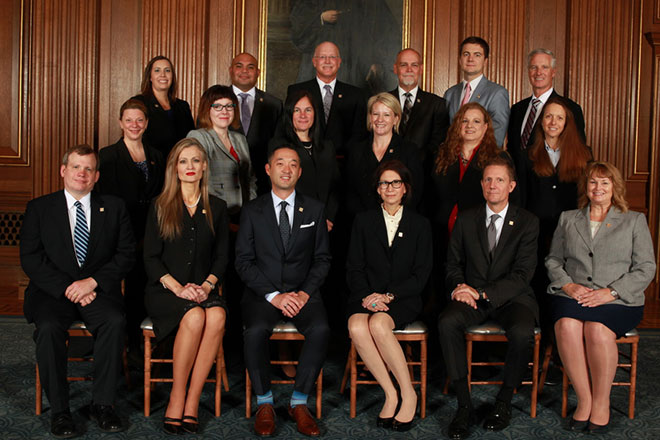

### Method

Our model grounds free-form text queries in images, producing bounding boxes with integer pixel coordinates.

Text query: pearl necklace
[185,194,201,208]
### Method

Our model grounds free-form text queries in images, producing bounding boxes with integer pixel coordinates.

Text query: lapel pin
[154,104,159,108]
[338,94,343,98]
[416,98,421,103]
[298,207,304,212]
[389,149,394,153]
[508,220,514,226]
[150,161,155,165]
[100,207,104,212]
[398,232,403,237]
[202,209,207,214]
[606,223,611,227]
[477,95,481,99]
[259,97,264,102]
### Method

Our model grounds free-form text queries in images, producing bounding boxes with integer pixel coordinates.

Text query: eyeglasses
[210,103,236,111]
[377,180,403,189]
[313,55,339,61]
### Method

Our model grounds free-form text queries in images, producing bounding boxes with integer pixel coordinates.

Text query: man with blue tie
[235,145,331,437]
[20,145,135,438]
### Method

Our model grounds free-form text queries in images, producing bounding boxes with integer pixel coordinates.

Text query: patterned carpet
[2,315,659,439]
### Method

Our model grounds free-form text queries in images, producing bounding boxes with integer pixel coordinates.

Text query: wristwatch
[477,288,487,301]
[610,289,619,299]
[385,292,395,303]
[204,279,216,290]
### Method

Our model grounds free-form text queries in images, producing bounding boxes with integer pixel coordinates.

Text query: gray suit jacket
[444,76,510,147]
[545,207,656,307]
[187,128,257,215]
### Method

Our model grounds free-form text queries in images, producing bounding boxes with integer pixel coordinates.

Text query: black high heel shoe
[182,415,199,433]
[376,416,394,428]
[391,417,414,432]
[163,417,182,435]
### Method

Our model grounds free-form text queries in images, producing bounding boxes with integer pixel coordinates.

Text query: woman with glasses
[188,85,256,224]
[346,160,432,432]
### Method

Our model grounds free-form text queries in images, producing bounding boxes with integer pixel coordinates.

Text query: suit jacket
[444,77,510,147]
[235,192,331,304]
[231,88,283,195]
[20,191,136,321]
[346,208,432,316]
[446,204,539,319]
[187,128,257,215]
[132,94,195,159]
[389,88,450,163]
[545,207,656,307]
[508,90,586,201]
[97,139,165,240]
[287,79,368,156]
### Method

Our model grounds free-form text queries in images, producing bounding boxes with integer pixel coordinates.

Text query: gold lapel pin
[416,98,421,103]
[606,223,611,227]
[508,220,514,226]
[477,95,481,99]
[154,104,159,108]
[100,207,104,212]
[338,94,343,98]
[259,97,264,102]
[202,209,207,214]
[398,232,403,237]
[298,207,304,212]
[389,149,394,153]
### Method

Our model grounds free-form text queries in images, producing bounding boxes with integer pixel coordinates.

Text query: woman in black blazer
[97,98,164,353]
[346,160,432,432]
[133,55,195,161]
[268,89,340,229]
[346,92,423,218]
[144,138,229,434]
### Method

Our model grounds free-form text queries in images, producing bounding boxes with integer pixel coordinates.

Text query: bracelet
[204,279,215,290]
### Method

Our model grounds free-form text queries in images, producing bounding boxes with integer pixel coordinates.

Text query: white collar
[64,189,92,211]
[232,85,256,98]
[316,77,337,91]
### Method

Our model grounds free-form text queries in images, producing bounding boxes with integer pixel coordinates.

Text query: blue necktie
[73,201,89,266]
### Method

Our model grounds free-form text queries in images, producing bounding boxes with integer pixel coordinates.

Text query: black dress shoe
[567,417,589,431]
[182,415,199,433]
[587,421,609,434]
[51,411,76,438]
[376,416,393,428]
[163,417,182,435]
[89,404,124,432]
[483,401,512,431]
[448,405,474,440]
[391,417,414,432]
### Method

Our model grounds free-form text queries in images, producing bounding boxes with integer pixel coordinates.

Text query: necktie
[460,82,472,106]
[323,85,333,123]
[279,201,290,247]
[73,201,89,266]
[520,98,541,149]
[487,214,500,254]
[403,92,413,125]
[239,93,251,135]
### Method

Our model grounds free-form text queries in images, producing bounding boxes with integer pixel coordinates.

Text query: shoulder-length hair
[196,85,241,130]
[140,56,178,103]
[366,92,402,133]
[155,138,214,240]
[435,102,498,174]
[528,96,591,182]
[578,161,628,212]
[282,89,323,150]
[373,159,413,204]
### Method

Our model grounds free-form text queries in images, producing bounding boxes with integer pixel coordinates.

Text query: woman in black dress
[97,98,164,354]
[346,92,422,218]
[269,89,340,230]
[133,55,195,160]
[346,160,432,432]
[144,138,229,434]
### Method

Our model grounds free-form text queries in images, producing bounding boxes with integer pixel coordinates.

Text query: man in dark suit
[437,156,539,439]
[20,145,135,438]
[507,48,586,202]
[235,145,331,437]
[444,36,510,147]
[229,52,283,195]
[286,41,367,157]
[389,48,450,169]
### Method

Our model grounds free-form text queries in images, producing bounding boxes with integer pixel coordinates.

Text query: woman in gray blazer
[188,85,257,223]
[545,161,656,433]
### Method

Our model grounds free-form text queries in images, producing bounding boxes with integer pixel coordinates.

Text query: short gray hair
[527,48,556,68]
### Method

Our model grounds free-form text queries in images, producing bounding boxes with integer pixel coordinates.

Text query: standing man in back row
[444,36,510,147]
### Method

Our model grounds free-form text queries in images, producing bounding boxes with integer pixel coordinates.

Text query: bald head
[394,48,423,91]
[312,41,342,83]
[229,52,260,92]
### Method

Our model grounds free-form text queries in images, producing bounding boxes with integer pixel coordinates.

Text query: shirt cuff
[265,291,281,303]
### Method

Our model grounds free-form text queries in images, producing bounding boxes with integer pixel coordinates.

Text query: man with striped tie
[20,145,135,438]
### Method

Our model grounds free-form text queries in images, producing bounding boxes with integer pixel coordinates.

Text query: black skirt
[550,295,643,338]
[346,301,418,330]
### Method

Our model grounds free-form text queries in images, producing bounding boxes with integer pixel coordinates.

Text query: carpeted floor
[2,315,659,439]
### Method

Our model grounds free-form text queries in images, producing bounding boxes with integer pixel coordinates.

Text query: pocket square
[300,222,315,228]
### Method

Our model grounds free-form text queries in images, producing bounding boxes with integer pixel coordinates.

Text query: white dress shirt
[232,85,256,116]
[316,77,337,96]
[398,85,419,109]
[520,88,554,136]
[460,75,483,103]
[381,205,403,247]
[485,202,509,245]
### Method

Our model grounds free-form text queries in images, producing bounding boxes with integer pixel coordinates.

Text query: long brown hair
[140,55,178,104]
[155,138,214,240]
[578,161,629,212]
[435,103,499,174]
[528,96,591,182]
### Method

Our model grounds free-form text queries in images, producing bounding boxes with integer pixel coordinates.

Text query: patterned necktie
[73,201,89,266]
[323,85,333,123]
[239,93,251,134]
[279,201,290,247]
[487,214,500,254]
[403,92,413,125]
[520,98,541,149]
[461,82,472,106]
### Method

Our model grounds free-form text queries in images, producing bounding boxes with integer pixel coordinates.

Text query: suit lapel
[309,81,327,132]
[474,205,491,260]
[85,193,106,266]
[54,191,79,267]
[372,208,391,253]
[471,77,489,103]
[248,90,265,138]
[262,195,285,255]
[574,207,593,250]
[286,193,305,253]
[491,205,517,261]
[327,81,343,128]
[593,207,622,244]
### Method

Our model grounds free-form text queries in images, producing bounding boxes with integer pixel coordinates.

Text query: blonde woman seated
[546,161,656,433]
[346,160,432,432]
[144,138,229,435]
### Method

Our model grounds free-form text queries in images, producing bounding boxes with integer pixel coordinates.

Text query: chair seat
[69,321,89,331]
[272,321,300,333]
[624,329,638,338]
[465,321,541,335]
[393,321,428,334]
[140,317,154,331]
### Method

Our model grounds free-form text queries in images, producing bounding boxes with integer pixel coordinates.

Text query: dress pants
[29,290,125,413]
[438,299,536,389]
[242,298,330,396]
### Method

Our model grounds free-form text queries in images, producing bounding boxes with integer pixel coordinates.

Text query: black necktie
[279,201,290,247]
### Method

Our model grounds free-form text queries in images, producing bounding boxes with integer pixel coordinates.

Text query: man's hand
[294,291,311,308]
[78,291,97,307]
[65,277,98,304]
[271,292,304,318]
[326,219,334,232]
[451,283,479,310]
[321,9,341,24]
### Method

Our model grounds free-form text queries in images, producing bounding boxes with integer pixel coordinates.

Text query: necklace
[185,194,201,208]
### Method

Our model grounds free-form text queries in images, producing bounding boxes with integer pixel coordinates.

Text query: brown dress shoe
[288,405,320,436]
[254,403,276,436]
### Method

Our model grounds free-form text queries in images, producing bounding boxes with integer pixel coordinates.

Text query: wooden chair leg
[466,338,473,392]
[561,367,568,418]
[35,364,42,415]
[215,349,222,417]
[538,343,553,395]
[405,343,414,378]
[628,339,638,419]
[339,350,351,394]
[349,342,358,418]
[420,338,427,418]
[143,333,152,417]
[221,350,229,392]
[122,348,131,388]
[245,369,252,418]
[316,369,323,419]
[530,334,540,418]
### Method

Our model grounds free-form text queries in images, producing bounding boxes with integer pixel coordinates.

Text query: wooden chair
[141,317,229,417]
[35,321,130,414]
[245,321,323,419]
[561,329,639,419]
[339,321,428,418]
[464,322,542,418]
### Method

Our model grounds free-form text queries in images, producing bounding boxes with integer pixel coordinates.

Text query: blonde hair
[367,92,402,134]
[578,161,628,212]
